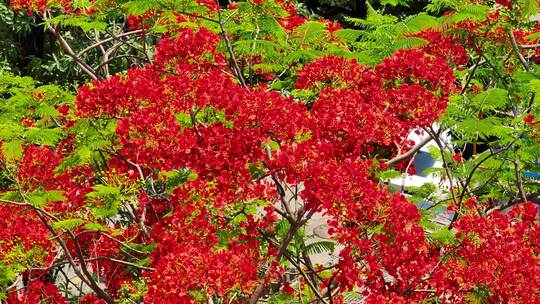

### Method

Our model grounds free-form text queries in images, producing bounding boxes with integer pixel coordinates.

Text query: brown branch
[514,159,528,203]
[449,136,521,227]
[95,54,147,72]
[75,230,147,255]
[521,43,540,49]
[215,0,247,88]
[508,29,532,72]
[85,256,154,271]
[258,231,329,304]
[110,152,152,239]
[249,209,315,303]
[43,13,100,81]
[77,29,145,57]
[425,127,459,207]
[385,134,433,166]
[33,208,114,303]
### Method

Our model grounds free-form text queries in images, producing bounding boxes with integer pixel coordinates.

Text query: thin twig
[514,159,528,203]
[215,0,247,88]
[77,29,145,57]
[508,29,532,72]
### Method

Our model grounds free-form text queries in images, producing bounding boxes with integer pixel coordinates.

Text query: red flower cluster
[1,20,462,301]
[17,145,93,212]
[524,114,540,139]
[411,29,469,66]
[0,204,51,263]
[438,202,540,303]
[146,197,261,302]
[3,1,540,302]
[295,50,454,157]
[7,278,65,303]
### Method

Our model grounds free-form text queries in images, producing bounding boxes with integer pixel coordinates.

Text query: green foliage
[117,278,149,303]
[0,70,72,162]
[466,285,492,304]
[28,190,67,208]
[376,169,402,180]
[404,13,439,33]
[83,221,112,231]
[0,265,16,300]
[52,218,85,230]
[45,14,108,32]
[160,168,198,193]
[57,118,117,172]
[304,240,335,255]
[343,3,443,64]
[408,183,437,203]
[429,228,457,245]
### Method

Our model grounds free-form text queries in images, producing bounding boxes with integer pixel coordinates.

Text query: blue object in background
[523,171,540,179]
[414,151,435,177]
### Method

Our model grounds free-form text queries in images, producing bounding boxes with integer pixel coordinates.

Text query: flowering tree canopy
[1,0,540,303]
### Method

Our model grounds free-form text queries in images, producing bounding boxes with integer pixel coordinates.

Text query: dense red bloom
[295,50,454,157]
[127,10,158,30]
[6,278,65,303]
[436,202,540,303]
[146,197,262,302]
[4,1,540,302]
[80,293,107,304]
[453,152,464,163]
[17,145,93,212]
[411,29,469,66]
[10,0,63,13]
[495,0,512,9]
[0,204,51,262]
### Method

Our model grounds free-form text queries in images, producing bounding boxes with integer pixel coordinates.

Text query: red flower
[453,152,463,163]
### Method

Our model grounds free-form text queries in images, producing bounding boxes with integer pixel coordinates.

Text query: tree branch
[508,29,532,72]
[43,13,100,81]
[214,1,247,88]
[385,134,433,166]
[77,29,145,57]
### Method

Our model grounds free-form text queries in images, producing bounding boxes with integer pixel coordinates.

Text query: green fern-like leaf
[442,4,490,26]
[470,88,509,111]
[404,14,440,34]
[25,127,63,146]
[292,21,328,44]
[233,39,285,56]
[332,29,362,42]
[393,37,429,50]
[519,0,540,18]
[305,240,335,255]
[52,219,85,231]
[28,190,67,208]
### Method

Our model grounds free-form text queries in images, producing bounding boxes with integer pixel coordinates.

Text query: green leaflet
[86,184,122,219]
[470,88,509,111]
[52,218,85,231]
[45,15,107,32]
[304,240,335,255]
[25,128,63,146]
[332,29,362,42]
[455,117,515,140]
[430,228,457,245]
[27,190,67,208]
[84,222,112,232]
[404,13,440,33]
[393,37,429,50]
[1,140,23,161]
[291,21,328,43]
